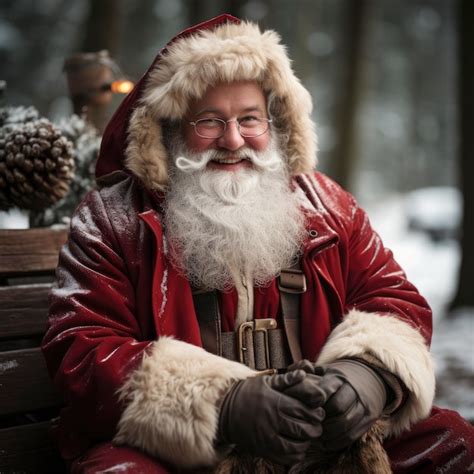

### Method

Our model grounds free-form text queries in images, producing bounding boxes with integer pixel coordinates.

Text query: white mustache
[174,142,283,174]
[175,149,215,172]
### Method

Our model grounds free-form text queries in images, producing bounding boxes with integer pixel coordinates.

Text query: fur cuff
[316,310,435,437]
[114,337,255,468]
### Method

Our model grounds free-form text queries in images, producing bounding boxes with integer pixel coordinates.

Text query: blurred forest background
[1,0,473,415]
[0,0,462,192]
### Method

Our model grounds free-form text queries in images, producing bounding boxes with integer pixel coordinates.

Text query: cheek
[183,126,213,152]
[247,132,270,151]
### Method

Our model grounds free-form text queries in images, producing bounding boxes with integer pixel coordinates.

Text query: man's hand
[218,371,325,465]
[287,359,387,451]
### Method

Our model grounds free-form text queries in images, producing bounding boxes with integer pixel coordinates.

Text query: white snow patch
[366,194,459,319]
[158,268,168,319]
[0,360,19,373]
[162,232,169,256]
[404,187,461,234]
[96,462,137,473]
[157,233,169,319]
[0,208,29,229]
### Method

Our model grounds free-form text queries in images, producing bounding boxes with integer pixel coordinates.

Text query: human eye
[197,118,223,129]
[238,115,261,127]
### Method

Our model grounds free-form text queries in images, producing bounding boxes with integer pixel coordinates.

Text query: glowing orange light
[110,80,134,94]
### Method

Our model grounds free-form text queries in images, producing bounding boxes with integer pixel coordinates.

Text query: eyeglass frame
[186,117,273,139]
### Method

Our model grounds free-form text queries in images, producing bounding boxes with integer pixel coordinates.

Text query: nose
[216,120,245,151]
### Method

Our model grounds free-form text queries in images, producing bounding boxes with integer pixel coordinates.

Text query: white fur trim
[126,21,317,190]
[316,309,435,437]
[125,106,169,192]
[114,337,255,468]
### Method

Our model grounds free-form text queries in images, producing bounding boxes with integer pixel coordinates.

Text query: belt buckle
[237,318,277,371]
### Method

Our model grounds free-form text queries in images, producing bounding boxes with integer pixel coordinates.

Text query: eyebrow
[194,106,266,117]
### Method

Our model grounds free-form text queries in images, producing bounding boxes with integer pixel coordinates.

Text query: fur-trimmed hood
[96,14,317,191]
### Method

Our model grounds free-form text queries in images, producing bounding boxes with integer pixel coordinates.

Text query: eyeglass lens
[195,118,269,138]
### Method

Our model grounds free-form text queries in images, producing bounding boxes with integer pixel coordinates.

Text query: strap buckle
[237,318,277,370]
[278,268,307,294]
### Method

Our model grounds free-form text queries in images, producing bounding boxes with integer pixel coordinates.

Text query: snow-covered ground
[366,189,473,420]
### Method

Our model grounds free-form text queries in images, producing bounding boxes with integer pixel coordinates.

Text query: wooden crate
[0,227,68,473]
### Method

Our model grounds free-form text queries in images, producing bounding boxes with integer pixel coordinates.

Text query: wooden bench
[0,226,68,473]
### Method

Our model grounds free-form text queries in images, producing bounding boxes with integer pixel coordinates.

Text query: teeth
[213,158,243,164]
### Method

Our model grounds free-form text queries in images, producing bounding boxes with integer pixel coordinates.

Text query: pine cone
[0,118,75,211]
[29,114,100,227]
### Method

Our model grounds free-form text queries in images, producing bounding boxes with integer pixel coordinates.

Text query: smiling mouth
[211,157,249,164]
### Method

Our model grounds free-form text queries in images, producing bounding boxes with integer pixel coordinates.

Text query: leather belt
[192,263,306,372]
[221,319,291,371]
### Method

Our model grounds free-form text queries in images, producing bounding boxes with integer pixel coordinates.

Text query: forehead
[188,81,267,116]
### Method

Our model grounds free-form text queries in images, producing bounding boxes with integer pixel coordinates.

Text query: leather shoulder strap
[192,290,222,356]
[278,261,306,363]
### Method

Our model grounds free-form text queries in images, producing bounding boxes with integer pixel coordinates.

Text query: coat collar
[302,208,339,256]
[293,175,340,255]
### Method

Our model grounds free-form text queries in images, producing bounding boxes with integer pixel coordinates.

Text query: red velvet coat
[42,169,432,460]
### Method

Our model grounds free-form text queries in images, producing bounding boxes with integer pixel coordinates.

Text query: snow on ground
[366,190,473,420]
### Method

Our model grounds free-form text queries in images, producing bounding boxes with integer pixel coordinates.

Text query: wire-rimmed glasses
[187,117,272,139]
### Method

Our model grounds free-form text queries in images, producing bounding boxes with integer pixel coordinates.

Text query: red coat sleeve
[313,177,435,435]
[344,201,433,345]
[42,189,151,442]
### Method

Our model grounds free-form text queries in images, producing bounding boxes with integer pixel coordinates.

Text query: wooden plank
[0,283,51,338]
[0,347,62,416]
[0,421,65,472]
[0,227,68,276]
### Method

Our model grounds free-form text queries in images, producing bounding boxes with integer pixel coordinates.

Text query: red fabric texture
[69,408,474,473]
[385,407,474,473]
[70,442,171,474]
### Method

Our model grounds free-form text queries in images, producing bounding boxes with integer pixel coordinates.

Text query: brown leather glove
[281,368,328,408]
[218,371,325,465]
[287,359,387,451]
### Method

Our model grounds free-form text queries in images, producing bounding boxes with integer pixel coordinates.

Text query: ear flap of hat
[125,105,169,191]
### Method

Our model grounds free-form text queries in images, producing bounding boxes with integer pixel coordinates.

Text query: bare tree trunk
[293,1,317,81]
[188,0,203,26]
[223,0,247,16]
[82,0,122,55]
[188,0,247,25]
[450,0,474,310]
[330,0,368,190]
[71,0,123,132]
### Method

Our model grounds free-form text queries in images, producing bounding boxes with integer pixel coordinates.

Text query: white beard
[163,137,306,290]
